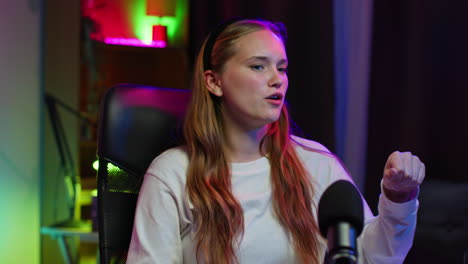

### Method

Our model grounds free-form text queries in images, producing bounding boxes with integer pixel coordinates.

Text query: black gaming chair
[404,179,468,264]
[97,84,191,263]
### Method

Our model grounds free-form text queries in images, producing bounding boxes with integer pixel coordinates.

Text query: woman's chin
[259,114,282,127]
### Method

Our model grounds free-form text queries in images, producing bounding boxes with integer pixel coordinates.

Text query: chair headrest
[98,84,191,176]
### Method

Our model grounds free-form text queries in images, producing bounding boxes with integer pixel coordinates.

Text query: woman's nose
[268,70,283,88]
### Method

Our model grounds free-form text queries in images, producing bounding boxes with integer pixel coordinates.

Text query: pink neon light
[104,37,167,48]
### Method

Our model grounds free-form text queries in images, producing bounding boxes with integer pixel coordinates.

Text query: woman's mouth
[265,93,283,105]
[265,93,283,100]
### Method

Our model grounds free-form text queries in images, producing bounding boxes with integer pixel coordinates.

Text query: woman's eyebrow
[245,56,288,65]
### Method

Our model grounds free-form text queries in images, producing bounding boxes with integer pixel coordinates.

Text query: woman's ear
[204,70,223,97]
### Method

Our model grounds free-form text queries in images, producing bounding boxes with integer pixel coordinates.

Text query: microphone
[318,180,364,264]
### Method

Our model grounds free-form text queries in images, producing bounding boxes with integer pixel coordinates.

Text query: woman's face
[213,29,288,131]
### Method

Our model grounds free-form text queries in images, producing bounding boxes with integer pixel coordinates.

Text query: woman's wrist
[382,185,419,203]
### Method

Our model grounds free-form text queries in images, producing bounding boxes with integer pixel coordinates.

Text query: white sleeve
[127,172,183,264]
[358,188,418,264]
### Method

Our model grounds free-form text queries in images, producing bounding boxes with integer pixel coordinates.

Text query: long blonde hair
[183,19,321,264]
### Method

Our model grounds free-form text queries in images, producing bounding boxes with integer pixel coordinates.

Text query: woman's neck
[223,124,268,163]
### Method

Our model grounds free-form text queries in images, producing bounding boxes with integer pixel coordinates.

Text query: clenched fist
[382,151,425,203]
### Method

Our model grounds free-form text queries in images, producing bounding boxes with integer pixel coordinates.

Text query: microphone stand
[44,93,96,228]
[326,222,358,264]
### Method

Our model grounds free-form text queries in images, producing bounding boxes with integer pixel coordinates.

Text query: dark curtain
[365,0,468,211]
[366,0,468,263]
[188,0,336,150]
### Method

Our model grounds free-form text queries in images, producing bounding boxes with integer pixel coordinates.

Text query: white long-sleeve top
[127,136,418,264]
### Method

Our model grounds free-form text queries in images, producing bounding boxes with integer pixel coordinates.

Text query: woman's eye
[250,65,264,70]
[278,67,288,73]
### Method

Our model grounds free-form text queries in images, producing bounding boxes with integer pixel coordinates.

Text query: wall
[41,0,81,263]
[0,0,42,263]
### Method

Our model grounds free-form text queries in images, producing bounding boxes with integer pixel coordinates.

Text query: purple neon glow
[121,87,191,118]
[104,37,167,48]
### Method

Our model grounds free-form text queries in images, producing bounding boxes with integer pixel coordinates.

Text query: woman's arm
[358,186,418,264]
[358,151,424,264]
[127,172,183,263]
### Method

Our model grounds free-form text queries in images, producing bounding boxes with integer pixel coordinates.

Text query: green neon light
[160,17,178,40]
[92,160,122,172]
[131,0,187,45]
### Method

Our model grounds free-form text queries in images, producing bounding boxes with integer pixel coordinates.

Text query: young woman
[127,18,425,264]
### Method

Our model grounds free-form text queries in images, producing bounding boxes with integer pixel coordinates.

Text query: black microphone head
[318,180,364,238]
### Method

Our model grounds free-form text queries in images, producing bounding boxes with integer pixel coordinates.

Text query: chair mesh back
[106,162,141,194]
[97,84,190,264]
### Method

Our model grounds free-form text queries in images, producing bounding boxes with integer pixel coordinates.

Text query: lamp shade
[152,25,167,47]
